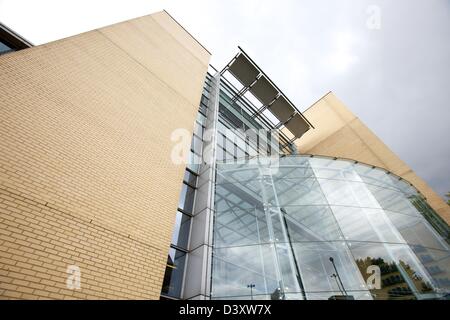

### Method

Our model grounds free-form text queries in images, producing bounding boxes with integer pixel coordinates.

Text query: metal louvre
[227,53,259,87]
[222,47,313,142]
[285,113,310,139]
[249,75,279,106]
[268,96,294,123]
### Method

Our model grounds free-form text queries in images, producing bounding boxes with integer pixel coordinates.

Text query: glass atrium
[161,50,450,300]
[212,155,450,300]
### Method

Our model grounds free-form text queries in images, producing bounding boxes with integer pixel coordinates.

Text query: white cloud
[325,31,360,73]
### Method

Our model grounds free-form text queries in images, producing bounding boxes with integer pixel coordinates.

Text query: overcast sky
[1,0,449,199]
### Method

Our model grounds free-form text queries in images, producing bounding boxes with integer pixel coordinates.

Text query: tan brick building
[0,11,210,299]
[1,11,448,300]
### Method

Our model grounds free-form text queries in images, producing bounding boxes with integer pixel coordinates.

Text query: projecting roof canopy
[249,75,279,106]
[224,50,313,140]
[228,53,259,87]
[268,96,294,123]
[285,113,310,138]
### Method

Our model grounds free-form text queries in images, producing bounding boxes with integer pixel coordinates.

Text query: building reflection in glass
[211,156,450,300]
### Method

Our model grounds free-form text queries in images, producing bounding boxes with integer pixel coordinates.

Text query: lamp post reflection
[329,257,347,296]
[331,274,344,295]
[247,284,255,300]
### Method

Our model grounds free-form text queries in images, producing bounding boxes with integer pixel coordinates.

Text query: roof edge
[163,10,211,56]
[0,21,34,49]
[302,91,333,113]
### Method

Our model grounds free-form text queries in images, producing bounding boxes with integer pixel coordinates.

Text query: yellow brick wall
[297,92,450,224]
[0,11,210,299]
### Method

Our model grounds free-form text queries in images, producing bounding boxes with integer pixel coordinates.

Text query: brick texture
[0,11,210,299]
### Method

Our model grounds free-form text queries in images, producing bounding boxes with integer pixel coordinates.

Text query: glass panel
[279,156,310,167]
[410,246,450,294]
[387,211,448,251]
[282,206,343,242]
[391,178,418,196]
[186,162,199,173]
[201,94,209,106]
[292,241,370,300]
[236,146,245,159]
[409,195,450,244]
[218,102,244,130]
[274,178,327,206]
[216,147,225,162]
[365,184,421,216]
[216,167,260,184]
[273,242,304,299]
[309,157,351,170]
[191,135,202,155]
[266,207,287,243]
[332,206,406,244]
[224,151,235,161]
[217,121,226,135]
[194,121,203,138]
[212,244,279,299]
[196,112,206,126]
[349,242,439,299]
[214,207,268,247]
[214,180,263,212]
[272,166,314,180]
[171,211,191,249]
[217,133,225,148]
[317,179,381,208]
[355,165,399,191]
[161,248,186,298]
[310,158,358,181]
[0,41,12,54]
[235,135,247,152]
[183,170,197,187]
[199,102,207,115]
[225,138,235,155]
[187,151,201,173]
[178,183,195,214]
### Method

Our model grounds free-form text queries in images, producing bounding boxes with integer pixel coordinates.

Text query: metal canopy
[249,75,279,106]
[228,53,259,87]
[221,47,314,142]
[268,96,294,123]
[285,113,310,139]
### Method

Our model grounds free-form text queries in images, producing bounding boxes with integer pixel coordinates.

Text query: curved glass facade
[212,155,450,300]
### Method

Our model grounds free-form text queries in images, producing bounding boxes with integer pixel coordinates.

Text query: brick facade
[0,11,210,299]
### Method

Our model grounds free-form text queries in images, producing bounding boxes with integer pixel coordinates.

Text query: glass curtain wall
[161,68,449,300]
[160,73,213,299]
[0,40,13,55]
[216,79,290,162]
[212,155,450,300]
